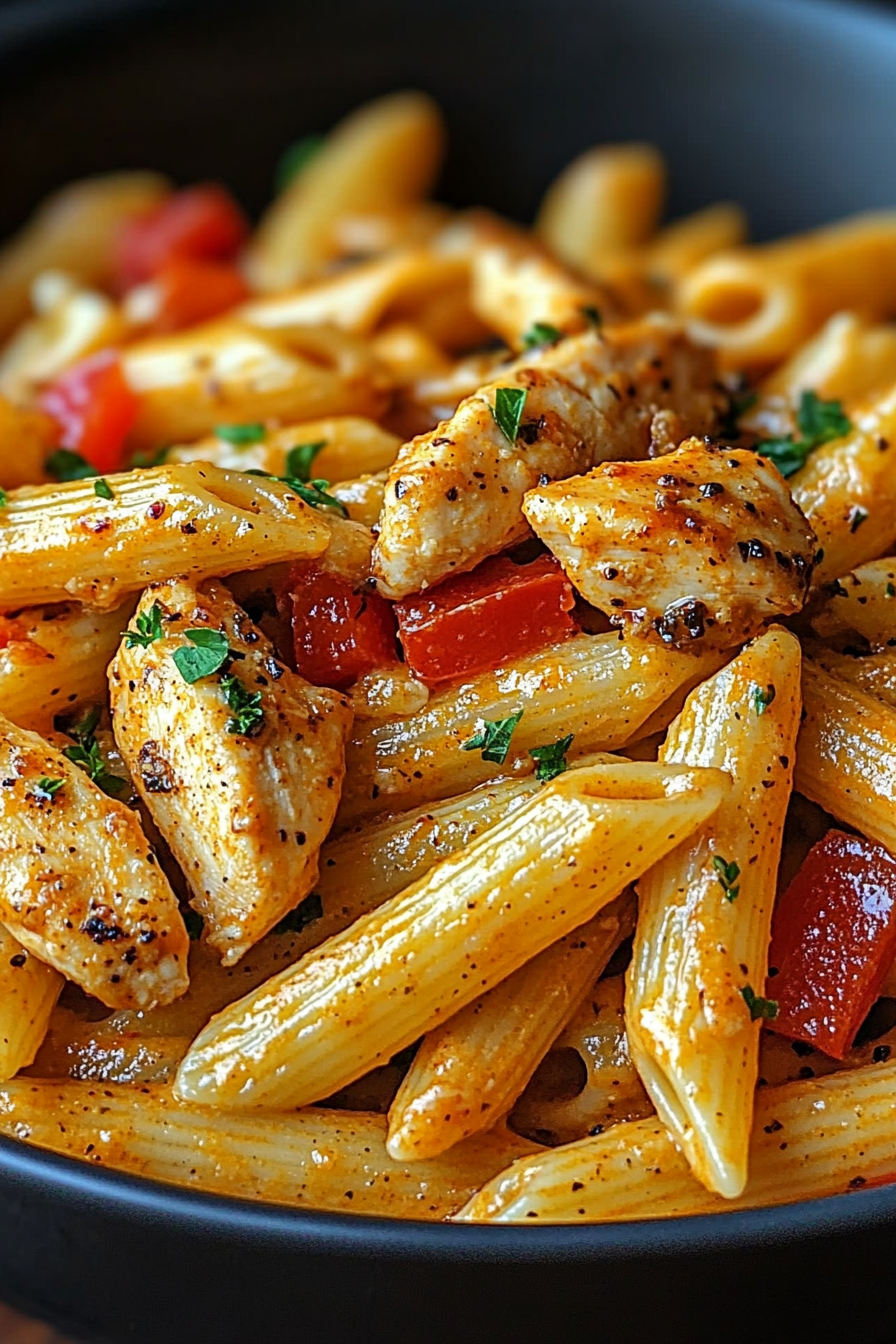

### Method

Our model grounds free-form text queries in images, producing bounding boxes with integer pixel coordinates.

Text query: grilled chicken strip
[110,578,353,965]
[0,712,189,1010]
[523,438,817,649]
[373,318,723,599]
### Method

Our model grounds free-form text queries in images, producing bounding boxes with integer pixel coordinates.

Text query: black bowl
[3,1,896,1340]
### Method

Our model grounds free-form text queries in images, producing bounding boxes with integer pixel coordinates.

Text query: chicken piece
[0,712,189,1010]
[373,319,724,599]
[110,578,353,965]
[523,438,817,649]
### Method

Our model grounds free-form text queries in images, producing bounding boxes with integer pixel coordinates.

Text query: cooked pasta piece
[337,630,728,825]
[626,627,801,1198]
[457,1057,896,1222]
[796,658,896,855]
[648,203,748,284]
[0,395,57,490]
[524,440,816,649]
[330,471,388,527]
[373,320,723,598]
[26,1008,191,1085]
[0,711,188,1008]
[386,891,635,1161]
[0,926,63,1082]
[122,320,388,449]
[0,462,330,611]
[167,415,400,483]
[809,556,896,648]
[110,578,353,964]
[755,313,896,419]
[175,760,728,1111]
[0,1078,535,1221]
[0,276,126,401]
[246,91,445,292]
[806,645,896,711]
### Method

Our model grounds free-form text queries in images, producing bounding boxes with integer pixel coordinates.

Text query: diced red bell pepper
[150,258,249,332]
[767,829,896,1058]
[287,563,398,691]
[114,184,249,290]
[393,553,577,687]
[40,350,139,474]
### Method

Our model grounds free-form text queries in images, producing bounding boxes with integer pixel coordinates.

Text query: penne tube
[167,415,400,483]
[175,760,729,1111]
[0,395,57,490]
[246,91,445,292]
[330,471,388,528]
[805,645,896,713]
[809,556,896,648]
[791,383,896,587]
[0,462,330,611]
[756,313,896,416]
[122,320,387,450]
[647,202,748,284]
[0,1078,535,1221]
[796,659,896,855]
[386,891,635,1162]
[456,1057,896,1223]
[337,631,728,826]
[0,599,135,732]
[470,234,610,350]
[626,627,801,1197]
[0,279,125,401]
[510,974,653,1146]
[0,925,63,1082]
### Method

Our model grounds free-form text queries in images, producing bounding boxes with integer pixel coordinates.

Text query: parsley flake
[522,321,564,350]
[462,710,524,765]
[491,388,528,445]
[183,907,205,941]
[713,855,740,902]
[123,602,165,649]
[581,305,602,329]
[742,984,778,1021]
[215,422,267,446]
[887,583,896,599]
[172,628,230,683]
[285,441,327,484]
[288,477,349,517]
[275,134,324,192]
[131,446,170,469]
[751,683,776,716]
[529,733,574,782]
[63,734,128,799]
[93,478,114,501]
[33,776,64,801]
[220,671,265,737]
[273,891,323,935]
[754,390,852,478]
[46,448,97,481]
[849,505,868,533]
[0,488,6,508]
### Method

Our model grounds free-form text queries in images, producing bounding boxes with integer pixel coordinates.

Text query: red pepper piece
[288,564,398,692]
[40,350,139,474]
[150,258,248,332]
[114,184,249,290]
[768,829,896,1058]
[393,553,577,687]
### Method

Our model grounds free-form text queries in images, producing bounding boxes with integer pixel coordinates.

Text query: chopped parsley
[183,907,205,941]
[751,683,776,716]
[285,441,327,484]
[131,446,170,469]
[529,733,574,782]
[273,891,323,935]
[491,388,528,445]
[45,448,97,481]
[123,602,165,649]
[215,422,267,446]
[0,487,6,508]
[62,722,128,800]
[754,390,852,478]
[848,505,868,534]
[742,984,778,1021]
[581,305,602,329]
[220,671,265,737]
[462,710,524,765]
[713,855,740,902]
[172,628,230,683]
[522,321,564,350]
[275,134,324,192]
[720,389,757,440]
[887,583,896,599]
[289,477,349,517]
[33,776,64,801]
[93,477,114,501]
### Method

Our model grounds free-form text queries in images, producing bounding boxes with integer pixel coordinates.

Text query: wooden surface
[0,1305,71,1342]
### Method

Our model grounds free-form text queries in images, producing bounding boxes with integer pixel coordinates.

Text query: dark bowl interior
[3,1,896,1341]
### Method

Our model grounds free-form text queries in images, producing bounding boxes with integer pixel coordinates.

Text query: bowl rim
[3,0,896,1259]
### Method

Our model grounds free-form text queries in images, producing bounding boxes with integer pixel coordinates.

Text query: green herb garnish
[220,671,265,737]
[130,446,170,469]
[63,734,128,799]
[33,776,64,801]
[462,710,524,765]
[275,134,324,193]
[215,422,267,446]
[849,505,868,534]
[285,441,327,484]
[491,388,528,445]
[887,583,895,599]
[123,602,165,650]
[0,488,6,508]
[172,628,230,683]
[288,477,349,517]
[522,321,564,350]
[713,855,740,902]
[93,478,114,501]
[45,448,97,481]
[529,733,574,783]
[751,683,776,716]
[273,891,323,935]
[183,908,205,941]
[742,984,778,1021]
[754,390,852,478]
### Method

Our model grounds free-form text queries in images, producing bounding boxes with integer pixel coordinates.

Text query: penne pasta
[0,1078,535,1221]
[457,1057,896,1223]
[0,277,125,401]
[626,627,801,1198]
[809,556,896,648]
[386,891,635,1162]
[0,462,330,611]
[0,395,57,490]
[337,631,729,826]
[756,312,896,416]
[330,471,388,528]
[648,202,748,284]
[806,644,896,711]
[174,760,729,1111]
[0,926,63,1082]
[167,415,400,483]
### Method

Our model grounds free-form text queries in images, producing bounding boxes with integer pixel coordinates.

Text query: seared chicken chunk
[110,578,353,965]
[523,438,817,648]
[0,712,189,1010]
[373,319,723,599]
